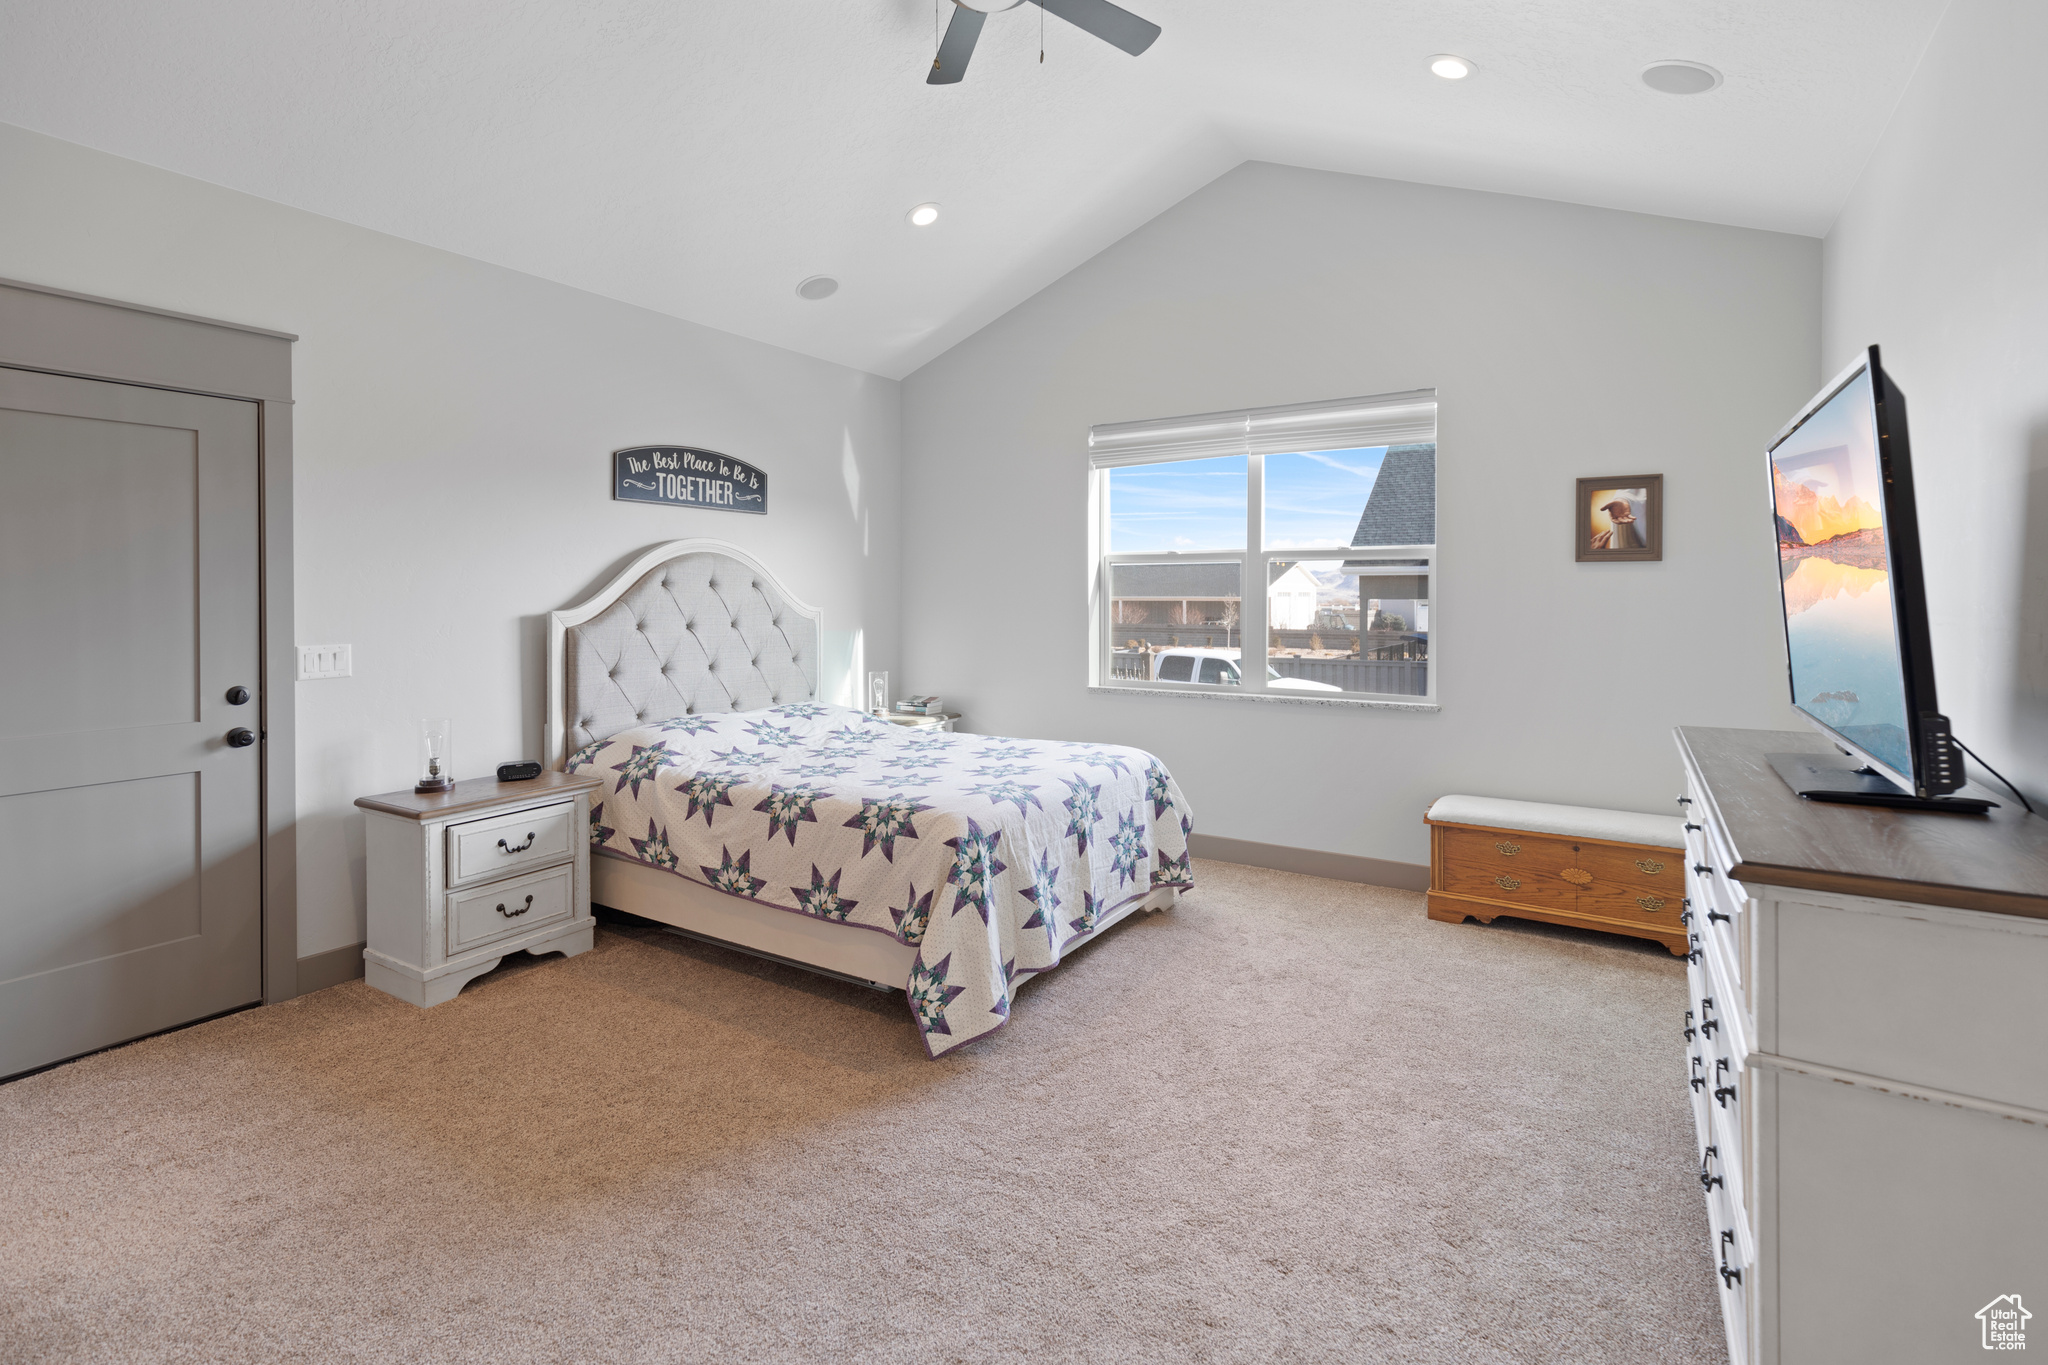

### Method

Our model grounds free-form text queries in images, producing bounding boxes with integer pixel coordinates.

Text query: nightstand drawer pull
[498,832,537,854]
[1494,874,1521,891]
[1635,858,1666,875]
[1637,896,1666,911]
[497,895,533,918]
[1494,840,1521,856]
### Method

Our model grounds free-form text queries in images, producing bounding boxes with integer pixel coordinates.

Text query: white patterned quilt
[566,705,1195,1056]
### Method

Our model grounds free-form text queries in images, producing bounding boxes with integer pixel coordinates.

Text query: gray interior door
[0,367,263,1078]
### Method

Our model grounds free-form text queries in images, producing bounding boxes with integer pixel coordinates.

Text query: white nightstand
[884,712,959,732]
[355,770,604,1006]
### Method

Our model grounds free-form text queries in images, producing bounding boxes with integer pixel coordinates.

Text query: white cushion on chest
[1426,794,1685,849]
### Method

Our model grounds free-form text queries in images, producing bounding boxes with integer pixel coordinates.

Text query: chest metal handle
[1494,840,1521,856]
[1636,859,1666,875]
[498,832,537,854]
[1637,896,1666,912]
[496,895,534,918]
[1494,874,1521,891]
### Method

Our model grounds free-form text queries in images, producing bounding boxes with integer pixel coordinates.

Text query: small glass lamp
[415,717,454,794]
[867,671,889,717]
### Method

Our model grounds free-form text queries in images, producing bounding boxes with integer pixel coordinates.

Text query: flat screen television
[1764,345,1986,811]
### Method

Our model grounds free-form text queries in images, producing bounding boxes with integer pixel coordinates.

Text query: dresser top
[1675,726,2048,919]
[354,769,602,822]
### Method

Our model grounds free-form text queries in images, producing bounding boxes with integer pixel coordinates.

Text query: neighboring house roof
[1112,561,1303,597]
[1350,444,1436,548]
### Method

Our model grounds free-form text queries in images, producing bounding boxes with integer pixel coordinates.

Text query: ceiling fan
[928,0,1161,85]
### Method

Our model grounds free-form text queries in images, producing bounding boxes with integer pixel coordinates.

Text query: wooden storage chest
[1425,794,1689,955]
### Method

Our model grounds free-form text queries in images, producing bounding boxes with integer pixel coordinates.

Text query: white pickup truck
[1149,648,1341,692]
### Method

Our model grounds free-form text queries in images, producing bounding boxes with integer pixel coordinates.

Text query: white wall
[1824,0,2048,807]
[901,162,1819,868]
[0,123,902,957]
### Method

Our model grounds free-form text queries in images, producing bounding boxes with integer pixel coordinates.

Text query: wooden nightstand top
[354,769,603,822]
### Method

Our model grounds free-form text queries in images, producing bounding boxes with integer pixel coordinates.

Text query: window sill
[1087,684,1439,712]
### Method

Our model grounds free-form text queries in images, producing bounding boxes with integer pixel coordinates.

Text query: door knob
[226,686,251,705]
[226,727,257,748]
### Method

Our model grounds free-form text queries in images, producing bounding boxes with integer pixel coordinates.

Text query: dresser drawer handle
[1708,907,1731,925]
[1683,1009,1696,1043]
[1494,840,1521,856]
[1637,896,1666,912]
[1716,1081,1738,1109]
[496,895,534,918]
[498,832,537,854]
[1699,1145,1724,1191]
[1693,863,1713,877]
[1687,935,1701,964]
[1494,874,1521,891]
[1689,1055,1706,1093]
[1636,859,1666,875]
[1719,1229,1742,1287]
[1683,823,1702,832]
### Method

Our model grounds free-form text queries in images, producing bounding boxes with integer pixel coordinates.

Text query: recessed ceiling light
[1642,61,1722,95]
[1428,54,1474,80]
[796,276,839,300]
[907,202,941,227]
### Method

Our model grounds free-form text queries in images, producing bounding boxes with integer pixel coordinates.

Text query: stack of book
[893,695,943,716]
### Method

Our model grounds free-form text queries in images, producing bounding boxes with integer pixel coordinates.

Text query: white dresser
[356,771,604,1006]
[1674,727,2048,1364]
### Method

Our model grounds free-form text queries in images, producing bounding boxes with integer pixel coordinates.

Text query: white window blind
[1088,388,1437,468]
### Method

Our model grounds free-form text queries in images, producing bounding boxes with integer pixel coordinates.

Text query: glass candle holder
[867,671,889,717]
[415,717,454,794]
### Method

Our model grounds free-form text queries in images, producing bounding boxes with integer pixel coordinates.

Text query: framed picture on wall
[1576,475,1663,562]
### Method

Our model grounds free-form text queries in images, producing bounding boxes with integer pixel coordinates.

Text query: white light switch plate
[297,643,352,680]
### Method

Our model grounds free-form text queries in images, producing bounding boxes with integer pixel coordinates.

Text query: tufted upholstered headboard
[545,539,821,768]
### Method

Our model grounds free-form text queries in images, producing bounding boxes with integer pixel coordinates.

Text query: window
[1091,390,1436,702]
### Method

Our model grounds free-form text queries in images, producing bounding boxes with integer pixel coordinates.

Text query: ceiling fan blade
[926,6,988,85]
[1031,0,1161,56]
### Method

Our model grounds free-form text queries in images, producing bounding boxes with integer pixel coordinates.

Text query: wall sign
[613,446,767,515]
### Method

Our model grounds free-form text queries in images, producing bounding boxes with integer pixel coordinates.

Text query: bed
[545,539,1194,1056]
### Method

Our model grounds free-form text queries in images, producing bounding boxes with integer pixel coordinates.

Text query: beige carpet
[0,861,1724,1364]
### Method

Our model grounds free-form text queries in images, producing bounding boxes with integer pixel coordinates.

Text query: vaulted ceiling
[0,1,1949,377]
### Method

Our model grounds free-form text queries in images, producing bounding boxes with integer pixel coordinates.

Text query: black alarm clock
[496,760,543,782]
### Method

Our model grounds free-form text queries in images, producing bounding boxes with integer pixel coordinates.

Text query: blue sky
[1107,447,1386,553]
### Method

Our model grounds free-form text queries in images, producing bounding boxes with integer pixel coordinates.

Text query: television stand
[1765,751,1995,813]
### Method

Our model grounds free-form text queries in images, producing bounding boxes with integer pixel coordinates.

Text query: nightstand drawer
[447,802,575,884]
[448,863,573,954]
